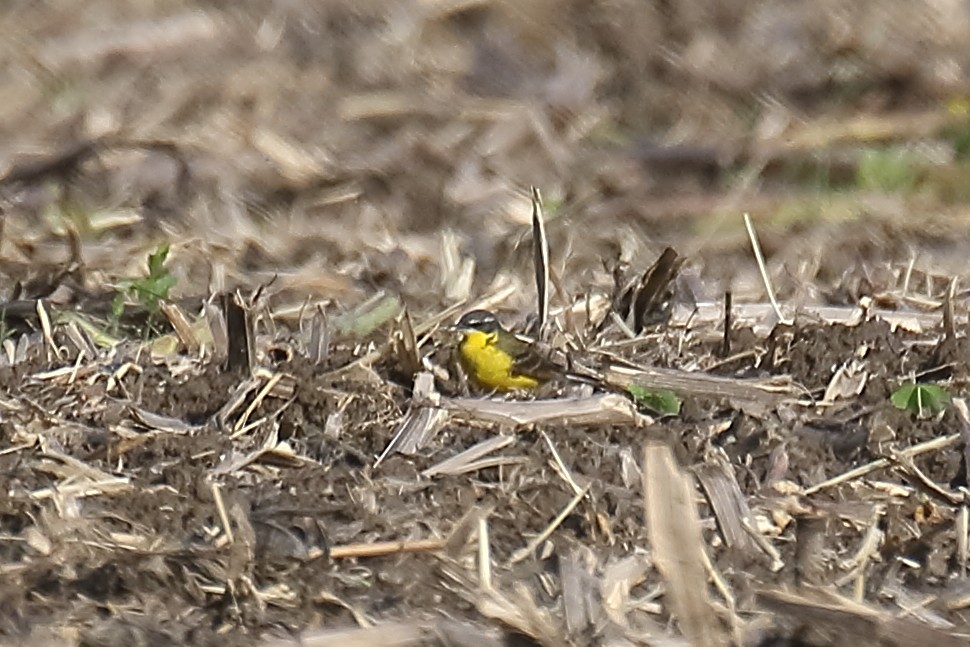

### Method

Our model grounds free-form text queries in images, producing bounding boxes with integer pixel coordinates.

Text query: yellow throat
[459,329,540,391]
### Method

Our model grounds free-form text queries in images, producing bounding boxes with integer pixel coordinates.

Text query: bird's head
[456,309,501,334]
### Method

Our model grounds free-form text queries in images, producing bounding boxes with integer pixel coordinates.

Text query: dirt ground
[3,2,970,646]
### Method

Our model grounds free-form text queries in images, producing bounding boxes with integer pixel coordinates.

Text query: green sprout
[627,384,682,417]
[112,243,177,321]
[891,382,950,418]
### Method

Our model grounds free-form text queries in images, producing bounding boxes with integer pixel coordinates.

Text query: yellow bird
[455,309,559,392]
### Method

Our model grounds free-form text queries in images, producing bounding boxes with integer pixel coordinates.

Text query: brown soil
[3,315,969,646]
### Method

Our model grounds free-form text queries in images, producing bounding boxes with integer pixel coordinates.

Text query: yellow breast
[459,330,540,391]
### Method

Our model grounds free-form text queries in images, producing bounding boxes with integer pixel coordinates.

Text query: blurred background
[3,0,970,316]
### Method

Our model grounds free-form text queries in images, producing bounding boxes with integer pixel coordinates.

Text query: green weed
[856,148,918,192]
[111,243,177,322]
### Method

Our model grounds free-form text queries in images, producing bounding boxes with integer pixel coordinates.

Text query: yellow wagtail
[455,309,563,392]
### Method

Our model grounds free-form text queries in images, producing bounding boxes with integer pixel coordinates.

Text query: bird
[454,309,562,392]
